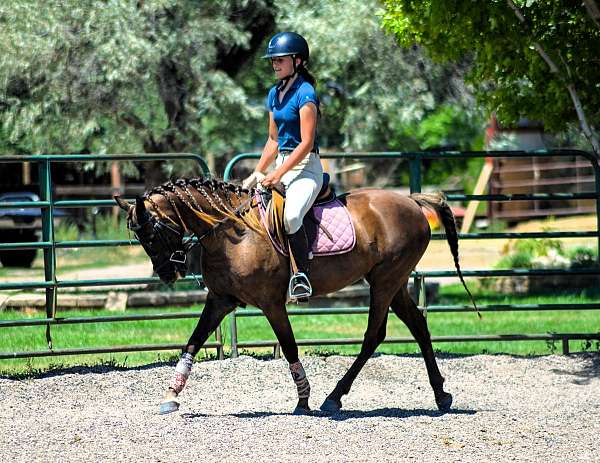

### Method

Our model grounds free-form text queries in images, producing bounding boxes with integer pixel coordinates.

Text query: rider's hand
[260,170,283,189]
[242,171,266,190]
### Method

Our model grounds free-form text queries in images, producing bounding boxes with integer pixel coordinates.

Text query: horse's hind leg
[390,287,452,411]
[160,291,237,415]
[263,305,312,415]
[320,281,392,413]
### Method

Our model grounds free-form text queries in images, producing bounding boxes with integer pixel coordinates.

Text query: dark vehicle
[0,191,42,267]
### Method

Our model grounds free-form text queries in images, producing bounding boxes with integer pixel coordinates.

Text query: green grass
[1,283,599,376]
[0,246,147,281]
[0,307,214,376]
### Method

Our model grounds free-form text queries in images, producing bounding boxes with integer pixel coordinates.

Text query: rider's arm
[273,102,317,177]
[242,113,278,189]
[255,112,279,174]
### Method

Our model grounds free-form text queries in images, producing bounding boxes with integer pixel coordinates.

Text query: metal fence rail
[0,154,224,359]
[1,149,600,360]
[227,306,600,357]
[223,149,600,356]
[234,334,598,356]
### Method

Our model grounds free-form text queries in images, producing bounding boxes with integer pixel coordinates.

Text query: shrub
[568,246,597,269]
[495,251,532,269]
[495,239,597,270]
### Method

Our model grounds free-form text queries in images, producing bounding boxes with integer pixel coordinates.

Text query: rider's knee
[284,215,303,235]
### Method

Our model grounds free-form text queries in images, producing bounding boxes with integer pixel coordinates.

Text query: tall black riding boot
[287,226,312,301]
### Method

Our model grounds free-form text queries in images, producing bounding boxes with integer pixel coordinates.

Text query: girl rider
[243,31,323,301]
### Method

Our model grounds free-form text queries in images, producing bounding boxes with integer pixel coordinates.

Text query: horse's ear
[135,196,150,223]
[114,195,132,213]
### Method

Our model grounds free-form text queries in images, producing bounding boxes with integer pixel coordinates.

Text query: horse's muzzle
[157,271,178,284]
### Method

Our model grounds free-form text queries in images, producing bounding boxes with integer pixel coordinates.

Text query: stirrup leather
[288,272,312,300]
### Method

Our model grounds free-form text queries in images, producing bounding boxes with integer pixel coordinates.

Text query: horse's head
[115,195,188,284]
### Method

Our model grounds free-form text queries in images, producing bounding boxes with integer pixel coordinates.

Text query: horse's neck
[192,194,273,251]
[180,188,252,238]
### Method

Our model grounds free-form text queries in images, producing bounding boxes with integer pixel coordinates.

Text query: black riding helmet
[263,32,309,85]
[263,31,309,61]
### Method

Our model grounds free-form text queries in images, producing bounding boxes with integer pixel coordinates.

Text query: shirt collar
[277,73,305,91]
[289,74,305,90]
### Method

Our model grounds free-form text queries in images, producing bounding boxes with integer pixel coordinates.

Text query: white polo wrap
[170,352,194,394]
[289,361,311,399]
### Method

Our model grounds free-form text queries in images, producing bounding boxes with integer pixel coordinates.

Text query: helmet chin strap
[278,74,295,90]
[278,55,300,90]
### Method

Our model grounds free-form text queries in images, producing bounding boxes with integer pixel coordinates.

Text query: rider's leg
[287,225,312,298]
[283,174,322,299]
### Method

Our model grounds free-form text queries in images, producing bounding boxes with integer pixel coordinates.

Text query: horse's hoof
[320,398,342,413]
[292,406,312,416]
[159,401,180,415]
[436,392,453,412]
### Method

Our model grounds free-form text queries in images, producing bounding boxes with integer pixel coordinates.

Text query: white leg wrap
[289,361,311,399]
[170,352,194,394]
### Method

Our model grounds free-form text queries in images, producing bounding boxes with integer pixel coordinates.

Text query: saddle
[257,173,356,257]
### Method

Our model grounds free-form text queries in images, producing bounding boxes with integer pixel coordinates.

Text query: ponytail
[298,65,317,88]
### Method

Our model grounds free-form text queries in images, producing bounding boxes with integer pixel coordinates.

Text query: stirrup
[288,272,312,302]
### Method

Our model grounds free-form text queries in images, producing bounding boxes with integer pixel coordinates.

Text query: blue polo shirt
[266,75,319,153]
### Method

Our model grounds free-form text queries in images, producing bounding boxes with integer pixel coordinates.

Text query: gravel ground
[1,353,599,462]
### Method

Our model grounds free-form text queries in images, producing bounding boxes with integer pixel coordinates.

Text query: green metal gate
[0,154,224,359]
[223,149,600,356]
[1,150,599,361]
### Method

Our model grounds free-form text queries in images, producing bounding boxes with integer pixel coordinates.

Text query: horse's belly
[309,250,374,296]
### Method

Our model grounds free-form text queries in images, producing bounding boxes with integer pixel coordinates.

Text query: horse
[114,176,476,415]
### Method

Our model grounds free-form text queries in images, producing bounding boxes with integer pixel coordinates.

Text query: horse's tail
[410,192,480,318]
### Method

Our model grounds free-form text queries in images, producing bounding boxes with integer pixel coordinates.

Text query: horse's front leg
[160,291,237,415]
[263,305,312,415]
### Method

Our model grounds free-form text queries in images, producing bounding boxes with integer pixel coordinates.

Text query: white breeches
[276,152,323,234]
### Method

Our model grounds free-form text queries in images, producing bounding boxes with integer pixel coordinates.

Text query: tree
[1,0,487,189]
[259,0,485,186]
[382,0,600,156]
[0,0,275,183]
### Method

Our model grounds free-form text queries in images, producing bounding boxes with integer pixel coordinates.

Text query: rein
[131,183,259,288]
[128,214,191,275]
[194,193,257,242]
[175,194,257,287]
[126,205,207,286]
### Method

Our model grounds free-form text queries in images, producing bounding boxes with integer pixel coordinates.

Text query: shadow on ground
[182,407,477,420]
[550,352,600,384]
[0,358,176,380]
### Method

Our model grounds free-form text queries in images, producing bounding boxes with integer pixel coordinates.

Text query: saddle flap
[265,187,286,248]
[257,191,355,258]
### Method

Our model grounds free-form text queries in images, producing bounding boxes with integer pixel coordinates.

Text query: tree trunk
[507,0,600,158]
[215,1,276,77]
[137,1,277,190]
[584,0,600,29]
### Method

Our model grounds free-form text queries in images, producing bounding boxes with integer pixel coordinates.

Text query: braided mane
[143,176,264,235]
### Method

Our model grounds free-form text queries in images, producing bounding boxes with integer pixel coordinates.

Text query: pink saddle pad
[257,194,356,257]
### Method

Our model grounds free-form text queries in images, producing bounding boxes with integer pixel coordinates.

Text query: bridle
[128,213,193,278]
[128,193,257,283]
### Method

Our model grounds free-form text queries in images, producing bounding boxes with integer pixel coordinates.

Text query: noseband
[128,193,257,279]
[128,214,193,276]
